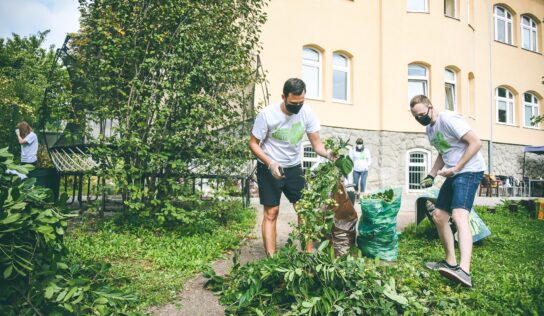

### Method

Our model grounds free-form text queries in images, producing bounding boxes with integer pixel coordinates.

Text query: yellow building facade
[256,0,544,192]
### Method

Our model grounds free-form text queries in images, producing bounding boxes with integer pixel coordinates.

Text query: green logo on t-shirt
[272,122,304,145]
[431,132,451,154]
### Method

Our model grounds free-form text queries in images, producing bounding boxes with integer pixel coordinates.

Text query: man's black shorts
[256,162,305,206]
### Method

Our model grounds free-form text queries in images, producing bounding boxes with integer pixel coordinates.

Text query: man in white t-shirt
[249,78,333,256]
[410,95,486,288]
[16,121,39,165]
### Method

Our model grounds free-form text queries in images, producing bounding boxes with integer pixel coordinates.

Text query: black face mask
[285,103,303,114]
[415,107,433,126]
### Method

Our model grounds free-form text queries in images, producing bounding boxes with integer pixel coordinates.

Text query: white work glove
[268,160,284,180]
[15,129,20,137]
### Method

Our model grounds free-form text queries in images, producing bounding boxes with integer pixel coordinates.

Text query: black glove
[420,174,435,188]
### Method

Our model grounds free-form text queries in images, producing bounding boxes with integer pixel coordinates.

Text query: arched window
[445,68,457,111]
[302,47,322,99]
[333,53,349,102]
[406,149,431,191]
[523,92,539,128]
[496,87,515,125]
[521,15,538,52]
[494,5,513,44]
[408,64,429,103]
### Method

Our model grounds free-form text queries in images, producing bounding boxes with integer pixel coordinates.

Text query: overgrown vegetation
[65,199,256,309]
[0,148,137,315]
[69,0,268,223]
[206,138,544,314]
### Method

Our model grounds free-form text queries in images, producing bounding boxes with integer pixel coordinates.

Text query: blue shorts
[435,171,484,213]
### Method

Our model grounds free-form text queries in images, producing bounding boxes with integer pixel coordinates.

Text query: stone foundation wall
[315,127,543,192]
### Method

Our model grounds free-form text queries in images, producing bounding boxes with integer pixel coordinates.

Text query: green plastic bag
[357,188,402,261]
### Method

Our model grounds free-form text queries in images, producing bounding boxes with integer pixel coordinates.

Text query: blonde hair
[16,121,32,139]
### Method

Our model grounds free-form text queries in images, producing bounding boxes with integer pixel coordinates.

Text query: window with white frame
[496,87,514,124]
[523,92,539,128]
[302,47,322,99]
[333,53,349,102]
[407,149,430,191]
[494,6,513,44]
[521,15,538,52]
[301,143,318,170]
[407,0,428,12]
[445,68,456,111]
[408,64,429,103]
[445,0,456,18]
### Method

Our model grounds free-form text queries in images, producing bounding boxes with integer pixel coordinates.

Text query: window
[496,87,514,124]
[523,93,539,128]
[445,69,456,111]
[494,6,513,45]
[302,144,318,170]
[445,0,456,18]
[407,0,427,12]
[408,64,429,103]
[521,15,538,52]
[302,47,322,99]
[332,53,349,102]
[406,149,431,191]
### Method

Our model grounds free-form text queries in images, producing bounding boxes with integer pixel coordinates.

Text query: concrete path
[149,194,507,315]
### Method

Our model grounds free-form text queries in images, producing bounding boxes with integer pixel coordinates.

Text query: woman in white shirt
[15,121,39,166]
[349,138,371,197]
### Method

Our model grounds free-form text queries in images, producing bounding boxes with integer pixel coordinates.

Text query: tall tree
[0,32,69,157]
[73,0,268,222]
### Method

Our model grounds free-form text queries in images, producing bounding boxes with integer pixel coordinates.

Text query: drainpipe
[487,0,494,174]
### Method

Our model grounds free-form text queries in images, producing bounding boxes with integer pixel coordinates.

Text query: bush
[0,148,137,315]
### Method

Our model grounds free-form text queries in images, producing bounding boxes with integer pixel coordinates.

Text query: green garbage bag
[357,188,402,261]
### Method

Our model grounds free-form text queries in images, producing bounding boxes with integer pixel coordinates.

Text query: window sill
[468,115,476,120]
[468,24,475,31]
[407,11,430,14]
[305,97,325,102]
[494,40,517,48]
[521,47,542,55]
[496,122,517,127]
[444,15,460,21]
[332,99,353,105]
[522,125,542,130]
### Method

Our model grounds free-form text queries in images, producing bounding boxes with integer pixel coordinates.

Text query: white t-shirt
[349,147,371,172]
[251,101,320,167]
[21,132,38,163]
[426,111,486,173]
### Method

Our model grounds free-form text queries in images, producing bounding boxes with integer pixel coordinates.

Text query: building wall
[256,0,544,192]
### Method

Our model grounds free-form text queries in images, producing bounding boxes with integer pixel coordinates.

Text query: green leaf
[1,213,21,224]
[3,265,13,278]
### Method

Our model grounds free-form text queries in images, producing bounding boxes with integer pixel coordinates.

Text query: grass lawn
[64,203,256,311]
[397,204,544,314]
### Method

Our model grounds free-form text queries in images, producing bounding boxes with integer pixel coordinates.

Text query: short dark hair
[283,78,306,97]
[409,95,432,108]
[356,138,364,144]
